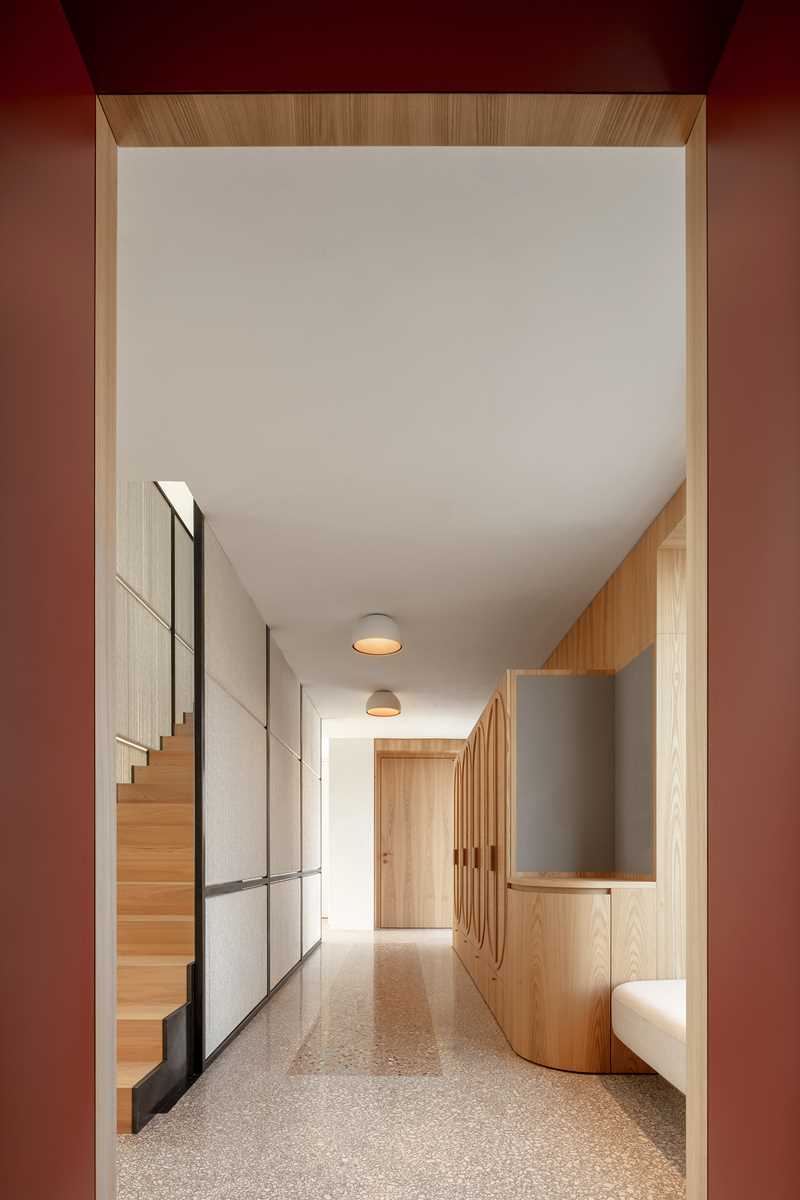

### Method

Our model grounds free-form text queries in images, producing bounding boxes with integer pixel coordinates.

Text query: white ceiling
[118,147,685,738]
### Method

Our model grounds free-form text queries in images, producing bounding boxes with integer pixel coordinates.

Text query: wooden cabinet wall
[453,683,510,1026]
[453,671,656,1074]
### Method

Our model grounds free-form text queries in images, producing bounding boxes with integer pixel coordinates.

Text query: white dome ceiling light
[352,613,402,656]
[366,690,401,718]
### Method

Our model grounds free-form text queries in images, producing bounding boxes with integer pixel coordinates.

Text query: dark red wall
[61,0,740,95]
[0,3,96,1197]
[707,3,800,1197]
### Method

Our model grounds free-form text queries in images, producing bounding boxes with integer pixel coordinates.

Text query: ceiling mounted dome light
[352,613,402,656]
[366,690,401,718]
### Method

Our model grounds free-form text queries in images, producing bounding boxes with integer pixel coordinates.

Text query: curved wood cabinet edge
[452,675,656,1075]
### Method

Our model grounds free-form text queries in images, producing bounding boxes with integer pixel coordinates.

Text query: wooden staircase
[117,713,195,1134]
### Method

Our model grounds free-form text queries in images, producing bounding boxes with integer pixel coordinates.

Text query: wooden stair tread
[118,1002,183,1020]
[117,1061,161,1088]
[118,954,194,966]
[118,914,193,922]
[117,788,194,805]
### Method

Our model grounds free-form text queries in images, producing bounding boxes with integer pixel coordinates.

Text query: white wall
[328,738,374,930]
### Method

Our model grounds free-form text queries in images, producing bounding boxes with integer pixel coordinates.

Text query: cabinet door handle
[473,847,480,869]
[453,848,458,866]
[462,848,468,866]
[489,844,498,873]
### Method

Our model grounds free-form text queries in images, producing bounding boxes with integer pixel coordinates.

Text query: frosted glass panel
[302,764,321,871]
[174,639,194,726]
[205,887,268,1054]
[269,734,301,876]
[303,874,322,955]
[174,521,194,648]
[116,481,171,621]
[269,635,300,757]
[116,582,171,750]
[270,878,301,988]
[205,525,267,724]
[301,690,321,775]
[205,676,267,885]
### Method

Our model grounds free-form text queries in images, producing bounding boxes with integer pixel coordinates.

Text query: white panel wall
[302,690,321,775]
[205,526,267,724]
[269,635,300,756]
[205,677,267,885]
[205,888,268,1055]
[328,738,374,930]
[303,874,322,955]
[204,521,269,1053]
[269,877,301,988]
[269,734,301,876]
[302,763,322,871]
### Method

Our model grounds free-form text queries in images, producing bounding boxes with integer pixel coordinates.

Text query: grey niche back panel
[515,673,615,873]
[614,646,654,874]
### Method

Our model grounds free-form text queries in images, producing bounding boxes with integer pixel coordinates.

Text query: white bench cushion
[612,979,687,1093]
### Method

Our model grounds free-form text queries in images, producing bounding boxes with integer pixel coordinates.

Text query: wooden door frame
[98,95,708,1197]
[373,741,462,929]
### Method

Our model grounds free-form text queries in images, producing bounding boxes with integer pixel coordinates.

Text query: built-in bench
[611,979,687,1093]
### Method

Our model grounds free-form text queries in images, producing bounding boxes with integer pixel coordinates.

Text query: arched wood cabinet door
[452,758,462,929]
[463,741,473,940]
[485,701,498,964]
[491,691,510,969]
[473,723,487,948]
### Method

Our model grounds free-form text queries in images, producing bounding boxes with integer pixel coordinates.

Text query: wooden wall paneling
[374,739,464,754]
[463,742,473,938]
[95,97,117,1197]
[543,486,686,672]
[686,101,708,1200]
[473,724,486,949]
[656,546,688,979]
[610,887,658,1072]
[100,92,703,150]
[506,886,611,1072]
[485,704,498,965]
[494,693,509,969]
[452,757,462,929]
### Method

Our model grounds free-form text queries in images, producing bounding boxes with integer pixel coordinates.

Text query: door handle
[489,844,497,873]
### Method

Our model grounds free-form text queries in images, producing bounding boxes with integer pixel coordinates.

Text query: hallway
[117,930,685,1200]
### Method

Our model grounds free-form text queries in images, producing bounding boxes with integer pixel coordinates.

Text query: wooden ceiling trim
[101,92,703,148]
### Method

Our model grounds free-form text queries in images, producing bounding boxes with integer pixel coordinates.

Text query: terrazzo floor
[117,928,685,1200]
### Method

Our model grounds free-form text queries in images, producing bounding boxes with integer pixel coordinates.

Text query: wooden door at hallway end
[378,755,455,928]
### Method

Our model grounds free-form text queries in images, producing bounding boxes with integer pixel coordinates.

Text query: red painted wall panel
[61,0,741,96]
[0,3,96,1197]
[707,3,800,1197]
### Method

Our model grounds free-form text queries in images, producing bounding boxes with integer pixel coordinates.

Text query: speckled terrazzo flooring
[117,928,685,1200]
